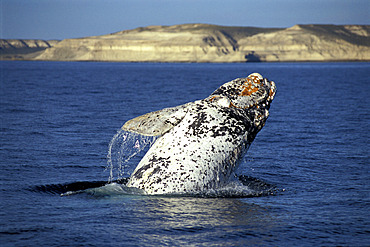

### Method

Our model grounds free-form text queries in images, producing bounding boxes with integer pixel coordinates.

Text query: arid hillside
[3,24,369,62]
[0,39,59,60]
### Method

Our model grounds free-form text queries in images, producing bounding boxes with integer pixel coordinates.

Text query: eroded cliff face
[35,24,248,62]
[0,39,59,60]
[0,39,59,49]
[238,25,370,61]
[11,24,370,62]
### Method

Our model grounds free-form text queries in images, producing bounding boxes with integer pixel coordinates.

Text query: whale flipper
[122,102,193,136]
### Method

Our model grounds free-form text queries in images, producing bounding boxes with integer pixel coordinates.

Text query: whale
[122,73,276,195]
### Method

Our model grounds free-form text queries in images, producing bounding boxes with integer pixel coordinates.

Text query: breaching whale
[122,73,276,194]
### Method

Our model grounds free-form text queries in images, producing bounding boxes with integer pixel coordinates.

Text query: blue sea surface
[0,61,369,246]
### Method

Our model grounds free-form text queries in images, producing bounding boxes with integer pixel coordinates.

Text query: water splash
[106,129,157,182]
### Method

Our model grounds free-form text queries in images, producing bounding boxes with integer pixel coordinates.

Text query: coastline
[2,24,369,63]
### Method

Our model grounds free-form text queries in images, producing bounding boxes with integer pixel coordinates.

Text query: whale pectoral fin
[122,102,193,136]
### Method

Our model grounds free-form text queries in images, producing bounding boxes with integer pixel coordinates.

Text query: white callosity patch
[123,73,276,195]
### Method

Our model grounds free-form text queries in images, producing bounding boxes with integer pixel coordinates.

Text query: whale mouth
[239,72,276,109]
[208,73,276,110]
[262,76,277,108]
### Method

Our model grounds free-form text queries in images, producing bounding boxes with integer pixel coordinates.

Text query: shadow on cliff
[244,51,261,62]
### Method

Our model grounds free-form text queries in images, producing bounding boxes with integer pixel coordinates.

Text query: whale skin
[122,73,276,194]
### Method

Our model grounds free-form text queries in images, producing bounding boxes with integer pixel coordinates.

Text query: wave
[31,175,278,198]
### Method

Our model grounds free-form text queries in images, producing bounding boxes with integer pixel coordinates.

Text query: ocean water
[0,61,369,246]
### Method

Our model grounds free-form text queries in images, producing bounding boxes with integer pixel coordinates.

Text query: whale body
[122,73,276,194]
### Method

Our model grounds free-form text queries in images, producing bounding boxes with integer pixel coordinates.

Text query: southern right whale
[121,73,276,195]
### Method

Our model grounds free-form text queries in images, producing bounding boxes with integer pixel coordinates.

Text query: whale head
[122,73,276,137]
[207,73,276,129]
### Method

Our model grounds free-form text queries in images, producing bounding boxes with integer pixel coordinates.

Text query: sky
[1,0,369,40]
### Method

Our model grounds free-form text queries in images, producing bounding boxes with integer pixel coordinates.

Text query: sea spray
[107,129,157,182]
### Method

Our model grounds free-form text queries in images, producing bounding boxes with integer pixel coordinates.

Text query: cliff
[0,39,59,60]
[7,24,370,62]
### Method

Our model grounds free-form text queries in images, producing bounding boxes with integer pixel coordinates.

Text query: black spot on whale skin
[187,112,208,136]
[132,163,152,180]
[132,156,170,179]
[224,107,253,128]
[210,125,228,137]
[211,83,242,97]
